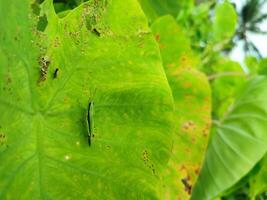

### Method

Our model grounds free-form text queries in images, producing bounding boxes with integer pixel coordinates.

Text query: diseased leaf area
[1,0,267,199]
[151,15,211,200]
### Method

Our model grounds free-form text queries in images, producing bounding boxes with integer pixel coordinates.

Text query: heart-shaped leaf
[191,76,267,200]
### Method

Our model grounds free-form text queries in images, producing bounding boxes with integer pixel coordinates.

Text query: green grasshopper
[86,89,96,146]
[86,101,94,146]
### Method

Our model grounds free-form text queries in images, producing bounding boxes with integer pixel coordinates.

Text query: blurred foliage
[151,15,211,199]
[236,0,267,58]
[210,59,246,119]
[138,0,193,23]
[250,156,267,199]
[139,0,267,199]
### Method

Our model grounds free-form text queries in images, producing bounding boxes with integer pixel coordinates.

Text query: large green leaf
[0,0,175,199]
[151,15,211,199]
[191,76,267,200]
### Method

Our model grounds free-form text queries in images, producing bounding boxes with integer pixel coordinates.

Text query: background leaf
[191,76,267,200]
[212,1,237,42]
[210,60,247,119]
[151,15,211,199]
[138,0,193,23]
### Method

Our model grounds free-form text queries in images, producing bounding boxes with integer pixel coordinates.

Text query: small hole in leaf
[38,56,50,83]
[0,132,7,147]
[31,3,40,15]
[31,0,45,15]
[53,0,89,14]
[92,28,101,37]
[181,177,192,195]
[37,15,48,32]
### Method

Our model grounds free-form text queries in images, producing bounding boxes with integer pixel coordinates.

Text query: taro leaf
[137,0,194,23]
[212,1,237,42]
[191,76,267,200]
[151,15,211,199]
[0,0,174,199]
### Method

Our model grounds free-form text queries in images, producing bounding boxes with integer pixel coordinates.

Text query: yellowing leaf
[151,15,211,199]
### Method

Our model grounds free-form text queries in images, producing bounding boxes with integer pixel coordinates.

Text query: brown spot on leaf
[167,63,175,68]
[185,147,191,153]
[180,164,186,171]
[202,123,210,137]
[5,75,12,84]
[159,44,165,49]
[181,56,187,62]
[181,176,192,195]
[0,132,7,147]
[182,81,192,89]
[38,56,50,83]
[142,149,149,162]
[54,37,60,47]
[155,34,160,41]
[181,121,196,132]
[194,167,200,175]
[141,149,156,175]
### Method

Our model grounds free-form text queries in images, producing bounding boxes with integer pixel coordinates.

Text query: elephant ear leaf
[191,76,267,200]
[151,15,211,200]
[0,0,174,199]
